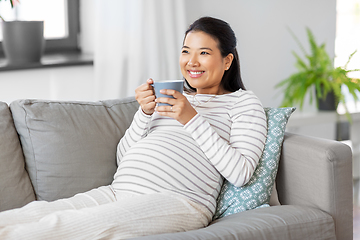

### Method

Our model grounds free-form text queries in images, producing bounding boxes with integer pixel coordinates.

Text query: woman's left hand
[155,89,197,125]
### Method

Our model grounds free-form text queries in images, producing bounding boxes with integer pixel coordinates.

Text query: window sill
[0,51,93,72]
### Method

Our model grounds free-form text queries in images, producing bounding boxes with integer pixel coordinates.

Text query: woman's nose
[187,56,199,67]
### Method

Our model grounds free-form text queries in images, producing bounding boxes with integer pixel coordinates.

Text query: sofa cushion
[213,107,295,219]
[134,205,336,240]
[10,98,139,201]
[0,102,35,211]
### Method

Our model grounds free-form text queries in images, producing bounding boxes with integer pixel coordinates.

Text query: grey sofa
[0,97,353,240]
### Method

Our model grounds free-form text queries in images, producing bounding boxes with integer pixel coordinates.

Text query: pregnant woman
[0,16,267,239]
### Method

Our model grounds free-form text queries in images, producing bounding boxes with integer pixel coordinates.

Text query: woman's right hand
[135,78,156,115]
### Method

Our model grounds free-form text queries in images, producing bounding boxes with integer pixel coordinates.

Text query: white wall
[0,0,336,109]
[184,0,336,109]
[0,66,95,104]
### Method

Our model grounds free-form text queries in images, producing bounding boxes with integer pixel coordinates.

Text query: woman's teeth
[190,71,203,74]
[188,70,204,78]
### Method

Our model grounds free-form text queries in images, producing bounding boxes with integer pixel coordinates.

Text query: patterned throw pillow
[213,107,296,220]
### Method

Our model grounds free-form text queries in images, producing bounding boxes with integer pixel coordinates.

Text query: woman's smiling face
[179,31,233,94]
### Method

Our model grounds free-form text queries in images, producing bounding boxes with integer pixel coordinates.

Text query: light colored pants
[0,186,211,240]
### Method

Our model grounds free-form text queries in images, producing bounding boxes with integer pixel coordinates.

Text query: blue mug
[151,80,184,106]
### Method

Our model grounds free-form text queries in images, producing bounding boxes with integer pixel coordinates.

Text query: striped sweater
[112,89,267,216]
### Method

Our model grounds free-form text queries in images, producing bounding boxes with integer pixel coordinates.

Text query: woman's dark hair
[183,16,246,93]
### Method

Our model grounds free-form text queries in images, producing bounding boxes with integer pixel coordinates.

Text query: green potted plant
[0,0,45,65]
[276,28,360,118]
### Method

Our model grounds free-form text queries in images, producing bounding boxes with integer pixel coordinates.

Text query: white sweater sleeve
[116,107,152,166]
[184,95,267,187]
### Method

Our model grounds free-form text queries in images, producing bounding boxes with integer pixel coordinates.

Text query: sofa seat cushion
[10,98,139,201]
[0,102,35,211]
[133,205,336,240]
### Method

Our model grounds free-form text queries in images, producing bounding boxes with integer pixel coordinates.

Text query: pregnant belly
[112,131,219,196]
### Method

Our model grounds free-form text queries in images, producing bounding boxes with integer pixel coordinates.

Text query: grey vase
[317,90,338,111]
[2,21,45,65]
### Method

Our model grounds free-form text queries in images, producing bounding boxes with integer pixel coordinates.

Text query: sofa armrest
[277,132,353,240]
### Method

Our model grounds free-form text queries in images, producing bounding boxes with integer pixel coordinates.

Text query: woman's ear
[224,53,234,70]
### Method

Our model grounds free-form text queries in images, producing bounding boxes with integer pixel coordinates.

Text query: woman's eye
[182,50,189,54]
[200,51,209,55]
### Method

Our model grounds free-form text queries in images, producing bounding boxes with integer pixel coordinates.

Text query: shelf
[0,51,93,72]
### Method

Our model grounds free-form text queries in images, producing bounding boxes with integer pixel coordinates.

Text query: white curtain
[93,0,187,100]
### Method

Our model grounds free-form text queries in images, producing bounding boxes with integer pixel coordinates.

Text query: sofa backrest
[0,102,35,211]
[10,97,139,201]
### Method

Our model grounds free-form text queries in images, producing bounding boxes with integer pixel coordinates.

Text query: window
[0,0,80,56]
[335,0,360,113]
